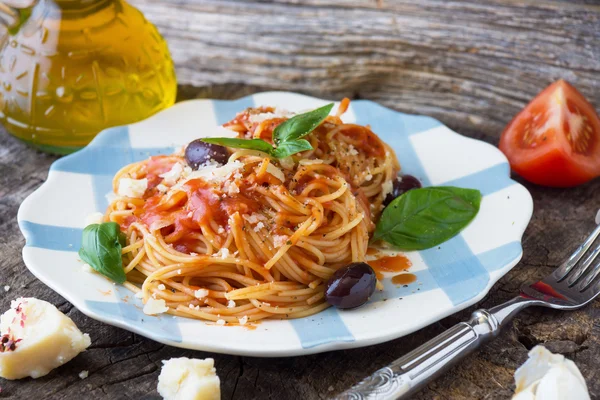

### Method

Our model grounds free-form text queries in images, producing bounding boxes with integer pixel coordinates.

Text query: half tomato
[499,80,600,187]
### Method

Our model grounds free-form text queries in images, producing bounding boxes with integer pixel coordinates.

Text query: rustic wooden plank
[134,0,600,141]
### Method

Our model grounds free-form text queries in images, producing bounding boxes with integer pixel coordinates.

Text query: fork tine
[566,243,600,286]
[555,224,600,281]
[578,252,600,291]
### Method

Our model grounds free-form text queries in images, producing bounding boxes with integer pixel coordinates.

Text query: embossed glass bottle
[0,0,177,154]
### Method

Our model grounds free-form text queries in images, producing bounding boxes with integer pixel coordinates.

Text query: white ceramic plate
[17,92,533,357]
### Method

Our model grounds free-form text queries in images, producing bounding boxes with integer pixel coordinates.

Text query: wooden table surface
[1,1,600,399]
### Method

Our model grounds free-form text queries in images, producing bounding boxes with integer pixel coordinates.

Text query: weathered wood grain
[0,1,600,399]
[135,0,600,142]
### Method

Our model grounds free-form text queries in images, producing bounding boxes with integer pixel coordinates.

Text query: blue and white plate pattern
[17,92,533,356]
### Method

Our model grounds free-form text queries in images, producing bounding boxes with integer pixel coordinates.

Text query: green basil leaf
[79,222,127,284]
[272,139,313,159]
[273,103,334,144]
[201,138,274,155]
[372,186,482,250]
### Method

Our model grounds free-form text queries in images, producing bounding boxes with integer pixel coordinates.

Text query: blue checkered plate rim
[17,92,533,357]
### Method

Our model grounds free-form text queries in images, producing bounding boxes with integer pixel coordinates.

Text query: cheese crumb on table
[0,297,91,380]
[158,357,220,400]
[3,286,9,292]
[512,345,590,400]
[79,370,89,379]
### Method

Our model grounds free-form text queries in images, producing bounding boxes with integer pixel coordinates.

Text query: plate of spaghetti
[18,92,533,356]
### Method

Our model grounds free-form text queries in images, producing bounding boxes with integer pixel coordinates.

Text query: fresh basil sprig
[202,103,334,158]
[79,222,127,283]
[372,186,482,251]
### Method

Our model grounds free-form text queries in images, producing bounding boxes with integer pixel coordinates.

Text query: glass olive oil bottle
[0,0,177,154]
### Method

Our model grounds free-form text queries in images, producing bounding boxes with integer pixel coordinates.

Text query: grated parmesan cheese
[248,109,293,124]
[78,370,88,379]
[117,178,148,198]
[238,316,248,326]
[348,144,359,156]
[158,284,166,291]
[194,289,209,299]
[216,319,226,326]
[181,160,244,186]
[254,222,265,233]
[227,300,236,309]
[382,180,393,198]
[273,235,289,248]
[156,184,168,193]
[159,162,184,185]
[3,286,9,292]
[143,298,169,315]
[220,248,230,259]
[265,163,285,182]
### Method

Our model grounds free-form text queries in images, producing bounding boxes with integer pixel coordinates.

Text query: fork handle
[334,297,533,400]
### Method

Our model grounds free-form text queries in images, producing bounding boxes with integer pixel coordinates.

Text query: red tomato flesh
[499,80,600,187]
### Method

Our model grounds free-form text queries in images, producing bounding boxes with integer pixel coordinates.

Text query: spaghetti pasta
[105,100,400,324]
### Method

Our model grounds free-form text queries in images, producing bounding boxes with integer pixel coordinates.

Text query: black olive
[325,262,377,309]
[383,174,422,207]
[184,139,229,169]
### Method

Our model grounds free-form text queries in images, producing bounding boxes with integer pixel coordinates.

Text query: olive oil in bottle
[0,0,177,154]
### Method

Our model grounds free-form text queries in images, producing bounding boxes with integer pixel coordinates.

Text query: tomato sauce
[370,254,412,273]
[391,273,417,285]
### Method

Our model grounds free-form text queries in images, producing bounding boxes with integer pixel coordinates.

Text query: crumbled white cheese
[3,286,9,292]
[227,300,236,309]
[364,168,373,182]
[84,212,104,226]
[226,181,240,195]
[158,284,166,291]
[177,269,182,275]
[279,156,295,170]
[183,161,244,185]
[273,235,289,248]
[265,163,285,182]
[248,109,293,124]
[117,178,148,198]
[194,289,209,299]
[298,159,324,165]
[160,162,184,185]
[220,248,230,259]
[216,319,225,326]
[0,297,91,379]
[78,370,89,379]
[253,222,265,233]
[157,357,220,400]
[238,316,248,326]
[135,291,144,299]
[156,184,169,193]
[243,213,265,224]
[382,180,393,199]
[143,298,169,315]
[348,144,359,156]
[513,345,590,400]
[217,226,225,234]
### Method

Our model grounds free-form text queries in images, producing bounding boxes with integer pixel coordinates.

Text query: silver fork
[334,223,600,400]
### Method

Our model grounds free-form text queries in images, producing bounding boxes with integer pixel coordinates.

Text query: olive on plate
[383,174,422,207]
[325,262,377,309]
[185,140,229,169]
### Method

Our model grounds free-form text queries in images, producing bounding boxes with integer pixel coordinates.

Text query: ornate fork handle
[334,297,537,400]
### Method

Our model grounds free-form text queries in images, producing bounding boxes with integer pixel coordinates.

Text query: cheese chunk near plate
[0,297,91,379]
[513,345,590,400]
[158,357,220,400]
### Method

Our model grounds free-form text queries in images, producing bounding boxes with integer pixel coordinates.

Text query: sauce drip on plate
[391,273,417,285]
[370,254,411,272]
